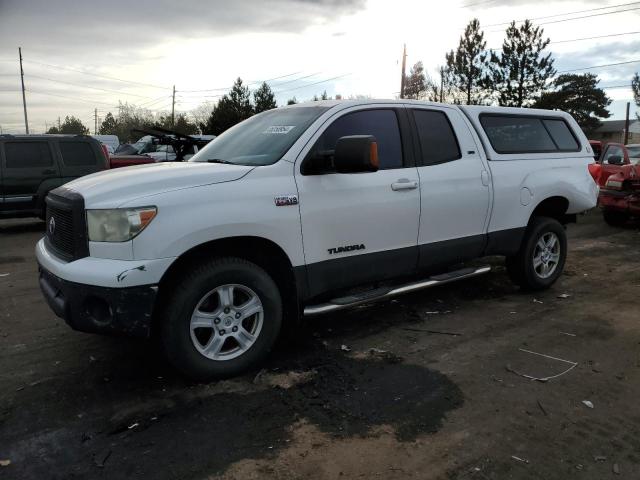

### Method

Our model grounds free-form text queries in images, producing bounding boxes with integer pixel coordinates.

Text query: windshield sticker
[263,125,295,134]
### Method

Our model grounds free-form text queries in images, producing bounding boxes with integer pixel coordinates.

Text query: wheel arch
[153,236,303,335]
[529,196,575,225]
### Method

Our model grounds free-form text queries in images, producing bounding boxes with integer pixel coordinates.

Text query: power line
[178,71,304,93]
[558,59,640,73]
[273,73,352,94]
[26,73,158,99]
[24,59,171,90]
[487,30,640,51]
[484,1,640,28]
[26,89,120,107]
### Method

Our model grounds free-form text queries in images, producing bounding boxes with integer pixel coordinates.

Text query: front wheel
[160,257,282,380]
[506,216,567,291]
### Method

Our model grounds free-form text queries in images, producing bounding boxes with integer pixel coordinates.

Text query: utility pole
[57,116,61,130]
[94,108,98,134]
[439,66,444,103]
[171,85,176,128]
[399,44,407,99]
[624,101,630,145]
[19,47,29,134]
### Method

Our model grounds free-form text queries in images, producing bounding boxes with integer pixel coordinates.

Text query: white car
[37,100,598,379]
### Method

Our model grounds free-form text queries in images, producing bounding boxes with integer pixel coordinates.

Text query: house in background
[589,119,640,143]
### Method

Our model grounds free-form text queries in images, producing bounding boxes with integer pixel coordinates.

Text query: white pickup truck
[36,100,598,379]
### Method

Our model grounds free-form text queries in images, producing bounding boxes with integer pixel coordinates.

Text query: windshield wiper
[206,158,234,164]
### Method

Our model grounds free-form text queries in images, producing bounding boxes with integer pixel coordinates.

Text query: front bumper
[38,264,157,338]
[599,190,640,215]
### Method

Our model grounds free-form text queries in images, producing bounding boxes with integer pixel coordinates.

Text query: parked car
[595,143,640,225]
[36,101,597,379]
[0,134,108,219]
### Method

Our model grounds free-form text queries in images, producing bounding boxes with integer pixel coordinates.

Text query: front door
[409,106,491,271]
[296,107,421,299]
[599,143,628,187]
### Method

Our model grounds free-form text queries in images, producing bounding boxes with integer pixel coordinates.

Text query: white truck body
[36,100,598,377]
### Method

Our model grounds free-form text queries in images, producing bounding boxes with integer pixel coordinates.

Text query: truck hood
[64,161,254,207]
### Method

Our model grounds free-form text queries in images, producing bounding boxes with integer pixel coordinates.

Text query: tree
[489,20,555,107]
[535,73,611,134]
[633,73,640,119]
[253,82,277,113]
[445,19,490,105]
[153,113,199,136]
[287,97,298,105]
[99,112,118,135]
[201,78,254,135]
[404,61,427,100]
[46,116,89,135]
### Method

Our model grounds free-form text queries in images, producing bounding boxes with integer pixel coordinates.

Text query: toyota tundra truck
[36,100,598,379]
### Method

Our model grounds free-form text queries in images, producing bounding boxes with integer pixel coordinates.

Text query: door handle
[391,179,418,191]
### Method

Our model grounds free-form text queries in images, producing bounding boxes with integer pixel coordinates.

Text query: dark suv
[0,135,108,219]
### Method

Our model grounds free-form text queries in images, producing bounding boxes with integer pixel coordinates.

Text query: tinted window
[412,110,461,165]
[4,142,53,168]
[310,109,403,170]
[543,119,579,150]
[481,116,556,153]
[59,142,96,166]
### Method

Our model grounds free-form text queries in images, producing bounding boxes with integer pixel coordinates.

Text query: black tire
[506,216,567,291]
[160,257,282,381]
[603,210,628,227]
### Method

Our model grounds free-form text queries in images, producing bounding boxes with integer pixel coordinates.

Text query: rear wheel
[506,216,567,291]
[603,210,628,227]
[160,257,282,380]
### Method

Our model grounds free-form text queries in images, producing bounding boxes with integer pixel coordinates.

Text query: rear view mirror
[608,155,623,165]
[334,135,379,173]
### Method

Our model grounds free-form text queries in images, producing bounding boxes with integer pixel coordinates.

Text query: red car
[594,143,640,226]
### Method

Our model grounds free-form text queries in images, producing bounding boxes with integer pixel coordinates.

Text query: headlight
[87,207,157,242]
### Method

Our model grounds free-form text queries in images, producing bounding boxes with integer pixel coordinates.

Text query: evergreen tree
[287,97,298,105]
[46,116,89,135]
[404,61,427,100]
[535,73,611,135]
[489,20,555,107]
[201,78,255,135]
[253,82,277,113]
[98,112,118,135]
[445,19,490,105]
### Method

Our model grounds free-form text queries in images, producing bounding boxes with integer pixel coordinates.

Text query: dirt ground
[1,212,639,480]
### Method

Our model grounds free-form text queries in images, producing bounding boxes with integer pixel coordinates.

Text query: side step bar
[303,266,491,316]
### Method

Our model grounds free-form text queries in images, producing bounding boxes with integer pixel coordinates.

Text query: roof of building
[595,119,638,133]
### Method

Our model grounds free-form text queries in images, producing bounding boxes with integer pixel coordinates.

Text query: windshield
[628,146,640,164]
[190,106,329,166]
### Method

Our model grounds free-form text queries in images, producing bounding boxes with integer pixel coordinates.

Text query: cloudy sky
[0,0,639,134]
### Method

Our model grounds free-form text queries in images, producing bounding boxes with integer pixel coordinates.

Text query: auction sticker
[264,125,295,134]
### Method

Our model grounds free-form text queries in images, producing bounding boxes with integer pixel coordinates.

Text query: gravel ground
[0,211,639,479]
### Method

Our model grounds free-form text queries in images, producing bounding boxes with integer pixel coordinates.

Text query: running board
[303,266,491,316]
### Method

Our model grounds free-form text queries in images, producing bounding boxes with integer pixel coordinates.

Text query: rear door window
[4,142,53,168]
[412,109,461,165]
[59,141,97,166]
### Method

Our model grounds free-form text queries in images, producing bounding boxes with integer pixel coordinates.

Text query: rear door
[599,143,628,186]
[56,138,103,182]
[295,106,421,298]
[0,139,60,214]
[409,105,491,271]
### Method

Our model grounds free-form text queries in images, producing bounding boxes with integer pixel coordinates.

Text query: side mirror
[608,155,623,165]
[334,135,379,173]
